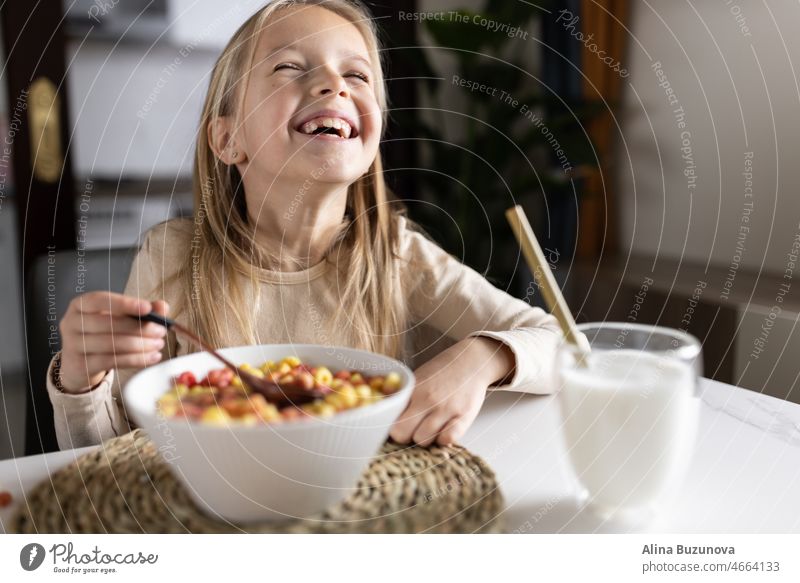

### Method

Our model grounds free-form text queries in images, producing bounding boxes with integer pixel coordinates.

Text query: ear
[207,116,247,165]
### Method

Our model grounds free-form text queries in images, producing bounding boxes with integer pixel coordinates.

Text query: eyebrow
[264,44,372,68]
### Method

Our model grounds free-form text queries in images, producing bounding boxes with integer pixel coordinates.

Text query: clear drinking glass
[556,322,702,525]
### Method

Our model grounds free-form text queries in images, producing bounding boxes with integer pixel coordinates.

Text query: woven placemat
[11,429,504,533]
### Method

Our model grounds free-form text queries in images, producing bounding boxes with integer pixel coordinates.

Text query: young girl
[50,0,562,450]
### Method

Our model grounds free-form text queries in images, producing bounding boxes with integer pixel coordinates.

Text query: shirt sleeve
[401,218,565,394]
[46,226,178,449]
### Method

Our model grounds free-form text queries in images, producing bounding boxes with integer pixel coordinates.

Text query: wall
[617,1,800,399]
[617,1,800,276]
[65,0,263,178]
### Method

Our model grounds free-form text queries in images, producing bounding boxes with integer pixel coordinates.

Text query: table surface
[2,377,799,533]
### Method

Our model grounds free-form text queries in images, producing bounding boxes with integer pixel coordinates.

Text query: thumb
[151,299,170,317]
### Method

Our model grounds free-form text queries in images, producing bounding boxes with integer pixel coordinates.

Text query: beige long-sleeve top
[47,216,563,449]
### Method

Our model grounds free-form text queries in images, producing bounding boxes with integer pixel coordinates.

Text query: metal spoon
[135,312,325,406]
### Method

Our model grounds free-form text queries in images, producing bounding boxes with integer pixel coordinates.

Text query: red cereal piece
[281,408,302,421]
[295,371,315,390]
[0,491,13,508]
[177,371,197,387]
[216,373,232,388]
[281,407,312,421]
[333,370,351,380]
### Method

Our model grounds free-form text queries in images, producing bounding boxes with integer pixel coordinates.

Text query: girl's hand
[58,292,169,394]
[389,336,515,447]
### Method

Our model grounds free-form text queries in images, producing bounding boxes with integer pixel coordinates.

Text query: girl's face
[235,5,382,187]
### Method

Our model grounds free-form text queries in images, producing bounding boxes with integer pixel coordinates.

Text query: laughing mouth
[296,116,359,139]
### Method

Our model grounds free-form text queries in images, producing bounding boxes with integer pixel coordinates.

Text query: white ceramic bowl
[124,344,415,523]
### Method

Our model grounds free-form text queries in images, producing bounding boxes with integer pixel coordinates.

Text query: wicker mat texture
[11,429,504,533]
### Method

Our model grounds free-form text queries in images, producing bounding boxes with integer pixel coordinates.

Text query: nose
[309,66,350,98]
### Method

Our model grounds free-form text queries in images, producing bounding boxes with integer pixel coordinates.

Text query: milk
[558,349,699,517]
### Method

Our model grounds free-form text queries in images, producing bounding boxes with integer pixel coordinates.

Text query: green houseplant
[400,0,601,292]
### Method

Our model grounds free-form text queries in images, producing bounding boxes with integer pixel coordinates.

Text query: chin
[298,160,370,183]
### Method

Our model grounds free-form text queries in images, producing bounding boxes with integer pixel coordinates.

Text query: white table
[2,378,799,533]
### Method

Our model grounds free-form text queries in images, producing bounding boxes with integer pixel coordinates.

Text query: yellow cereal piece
[250,394,278,418]
[282,356,302,368]
[316,403,336,418]
[276,362,292,375]
[250,393,268,406]
[247,368,265,379]
[170,383,189,397]
[239,413,260,426]
[341,390,358,408]
[201,406,230,426]
[256,403,281,422]
[260,360,276,373]
[330,378,346,390]
[158,404,178,417]
[369,377,384,391]
[350,372,364,384]
[230,375,244,388]
[314,366,333,386]
[325,393,345,410]
[157,396,179,417]
[355,385,372,400]
[384,372,402,390]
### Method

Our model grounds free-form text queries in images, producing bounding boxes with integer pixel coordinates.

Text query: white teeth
[299,116,353,138]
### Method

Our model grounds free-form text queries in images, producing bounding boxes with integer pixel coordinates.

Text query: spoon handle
[135,312,238,370]
[134,312,322,405]
[137,312,174,329]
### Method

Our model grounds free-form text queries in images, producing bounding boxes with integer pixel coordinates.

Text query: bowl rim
[123,343,416,434]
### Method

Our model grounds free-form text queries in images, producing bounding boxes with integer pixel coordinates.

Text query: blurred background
[1,0,799,457]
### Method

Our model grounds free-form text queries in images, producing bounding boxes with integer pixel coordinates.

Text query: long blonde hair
[171,0,411,360]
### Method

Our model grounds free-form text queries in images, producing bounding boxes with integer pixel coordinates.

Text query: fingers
[64,314,167,337]
[84,351,163,373]
[411,412,455,447]
[436,395,484,446]
[76,333,165,355]
[58,293,170,391]
[151,299,170,317]
[392,408,466,447]
[436,416,470,446]
[70,291,152,316]
[389,398,431,444]
[390,386,484,447]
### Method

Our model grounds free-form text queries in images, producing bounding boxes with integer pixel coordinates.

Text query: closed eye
[347,71,370,83]
[275,62,369,83]
[274,62,303,72]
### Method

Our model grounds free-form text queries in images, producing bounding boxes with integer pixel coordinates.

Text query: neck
[244,177,349,272]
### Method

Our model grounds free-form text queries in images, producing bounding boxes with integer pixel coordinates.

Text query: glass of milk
[556,322,702,526]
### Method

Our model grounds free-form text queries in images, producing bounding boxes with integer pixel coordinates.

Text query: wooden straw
[505,205,591,360]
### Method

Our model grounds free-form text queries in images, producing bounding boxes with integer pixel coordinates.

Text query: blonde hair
[171,0,411,360]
